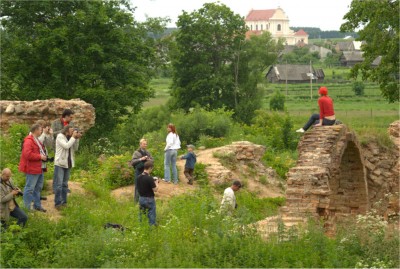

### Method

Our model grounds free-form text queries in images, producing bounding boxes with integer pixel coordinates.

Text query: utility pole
[285,60,288,96]
[310,60,313,100]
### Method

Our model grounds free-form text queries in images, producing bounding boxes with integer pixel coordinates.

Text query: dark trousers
[303,114,336,131]
[134,168,142,204]
[184,168,194,183]
[1,207,28,229]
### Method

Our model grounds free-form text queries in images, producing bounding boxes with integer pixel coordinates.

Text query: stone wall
[282,123,399,233]
[0,99,95,133]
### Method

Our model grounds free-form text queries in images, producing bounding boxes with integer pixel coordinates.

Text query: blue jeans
[53,165,71,206]
[303,114,336,131]
[134,168,141,204]
[23,173,44,210]
[139,196,156,225]
[10,207,28,227]
[164,149,178,183]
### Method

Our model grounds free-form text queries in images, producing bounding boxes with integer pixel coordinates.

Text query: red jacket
[318,95,335,119]
[18,135,44,174]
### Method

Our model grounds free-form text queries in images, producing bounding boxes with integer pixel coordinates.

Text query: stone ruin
[257,122,399,236]
[0,99,95,133]
[208,141,282,192]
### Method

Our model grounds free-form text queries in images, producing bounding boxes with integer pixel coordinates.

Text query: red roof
[294,29,308,36]
[245,9,276,21]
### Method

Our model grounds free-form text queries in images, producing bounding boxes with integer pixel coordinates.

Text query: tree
[170,3,281,123]
[340,0,399,102]
[0,0,164,139]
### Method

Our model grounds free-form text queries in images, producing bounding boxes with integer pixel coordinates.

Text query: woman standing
[53,125,80,209]
[164,123,181,184]
[296,86,336,133]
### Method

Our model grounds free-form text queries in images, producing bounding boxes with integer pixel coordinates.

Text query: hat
[319,87,328,95]
[187,144,195,149]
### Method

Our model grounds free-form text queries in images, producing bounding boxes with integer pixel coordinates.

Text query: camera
[16,191,23,197]
[43,156,54,163]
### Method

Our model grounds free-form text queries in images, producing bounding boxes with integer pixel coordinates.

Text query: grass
[144,77,398,146]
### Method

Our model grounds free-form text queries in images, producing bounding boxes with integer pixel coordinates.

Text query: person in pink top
[296,86,336,133]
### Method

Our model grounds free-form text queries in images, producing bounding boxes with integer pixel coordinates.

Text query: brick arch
[284,125,369,230]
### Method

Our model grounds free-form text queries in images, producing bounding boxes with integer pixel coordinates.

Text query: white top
[220,187,236,213]
[54,133,79,168]
[164,132,181,151]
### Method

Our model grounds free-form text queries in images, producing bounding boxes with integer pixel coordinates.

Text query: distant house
[335,41,354,52]
[335,41,366,53]
[265,64,325,83]
[340,51,364,67]
[308,45,332,59]
[244,7,308,45]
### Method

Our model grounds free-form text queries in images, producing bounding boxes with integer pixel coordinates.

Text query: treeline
[290,27,358,39]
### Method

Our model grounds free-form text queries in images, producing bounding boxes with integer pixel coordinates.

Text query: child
[180,145,197,185]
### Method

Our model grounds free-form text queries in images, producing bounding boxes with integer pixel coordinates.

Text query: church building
[245,7,308,45]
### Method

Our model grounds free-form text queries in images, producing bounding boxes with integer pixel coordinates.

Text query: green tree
[352,81,365,96]
[170,3,246,112]
[340,0,399,102]
[170,3,281,123]
[0,0,165,139]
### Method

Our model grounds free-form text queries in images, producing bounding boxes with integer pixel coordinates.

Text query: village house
[265,64,325,84]
[244,7,308,45]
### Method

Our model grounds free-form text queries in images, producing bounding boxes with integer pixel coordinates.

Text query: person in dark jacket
[130,139,153,203]
[19,124,48,212]
[180,145,197,185]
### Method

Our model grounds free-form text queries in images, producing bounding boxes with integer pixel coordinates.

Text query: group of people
[2,86,334,227]
[1,109,81,228]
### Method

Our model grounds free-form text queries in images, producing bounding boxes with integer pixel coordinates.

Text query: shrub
[352,81,365,96]
[99,154,133,189]
[172,108,234,144]
[269,90,285,111]
[0,123,29,167]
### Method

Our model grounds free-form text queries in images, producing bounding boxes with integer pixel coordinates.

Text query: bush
[269,90,285,111]
[172,108,234,144]
[353,81,365,96]
[0,123,29,167]
[99,154,133,189]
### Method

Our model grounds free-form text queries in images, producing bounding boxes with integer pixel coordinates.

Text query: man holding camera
[51,109,75,140]
[54,125,80,209]
[137,161,159,226]
[1,168,28,228]
[130,139,153,203]
[19,124,48,212]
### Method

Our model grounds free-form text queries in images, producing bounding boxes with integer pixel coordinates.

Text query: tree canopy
[340,0,399,102]
[170,3,281,123]
[0,0,164,138]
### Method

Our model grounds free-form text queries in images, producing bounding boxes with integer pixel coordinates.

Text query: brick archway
[284,125,368,230]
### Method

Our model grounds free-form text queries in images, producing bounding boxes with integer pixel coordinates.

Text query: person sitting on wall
[296,86,336,133]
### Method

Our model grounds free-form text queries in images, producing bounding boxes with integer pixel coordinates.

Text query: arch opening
[327,141,369,219]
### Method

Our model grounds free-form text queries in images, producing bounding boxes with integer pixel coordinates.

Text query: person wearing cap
[220,180,242,215]
[180,144,197,185]
[296,86,336,133]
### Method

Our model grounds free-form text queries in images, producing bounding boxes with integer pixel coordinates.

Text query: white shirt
[164,132,181,151]
[220,187,236,213]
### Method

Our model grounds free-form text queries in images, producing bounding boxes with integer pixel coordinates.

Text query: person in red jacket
[19,124,48,212]
[296,86,336,133]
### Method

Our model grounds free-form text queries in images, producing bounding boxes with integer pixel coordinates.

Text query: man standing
[1,168,28,228]
[19,124,48,212]
[130,139,153,203]
[220,180,242,215]
[137,161,159,226]
[54,125,80,209]
[51,109,74,139]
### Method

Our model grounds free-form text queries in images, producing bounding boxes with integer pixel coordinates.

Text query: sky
[131,0,353,31]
